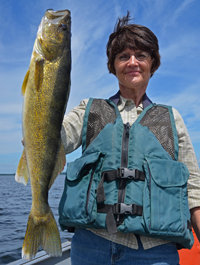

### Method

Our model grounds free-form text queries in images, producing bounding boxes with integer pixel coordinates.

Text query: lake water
[0,173,73,264]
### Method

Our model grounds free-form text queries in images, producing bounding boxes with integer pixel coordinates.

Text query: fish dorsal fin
[21,70,30,95]
[48,141,66,190]
[35,59,44,91]
[15,148,29,185]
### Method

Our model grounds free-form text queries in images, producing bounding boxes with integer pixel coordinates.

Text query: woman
[59,12,200,265]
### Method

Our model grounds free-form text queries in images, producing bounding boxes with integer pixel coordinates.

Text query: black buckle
[113,203,143,216]
[113,203,132,214]
[118,167,136,179]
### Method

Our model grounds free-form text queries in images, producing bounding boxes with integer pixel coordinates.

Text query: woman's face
[114,48,153,94]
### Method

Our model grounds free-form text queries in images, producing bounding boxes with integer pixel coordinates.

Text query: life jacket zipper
[122,122,130,167]
[117,122,130,224]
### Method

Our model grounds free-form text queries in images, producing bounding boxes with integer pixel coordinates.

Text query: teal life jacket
[59,98,194,249]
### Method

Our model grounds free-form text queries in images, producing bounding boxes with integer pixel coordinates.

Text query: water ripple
[0,174,71,265]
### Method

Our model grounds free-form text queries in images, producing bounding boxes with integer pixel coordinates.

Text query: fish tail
[22,207,62,260]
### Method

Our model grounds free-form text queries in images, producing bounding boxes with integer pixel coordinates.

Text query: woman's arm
[61,99,89,154]
[173,108,200,242]
[191,207,200,242]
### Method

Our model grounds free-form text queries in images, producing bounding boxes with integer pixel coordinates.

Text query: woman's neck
[119,86,146,107]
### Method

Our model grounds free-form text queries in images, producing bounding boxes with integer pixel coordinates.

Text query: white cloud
[160,33,200,64]
[0,130,22,154]
[0,116,21,131]
[152,79,200,119]
[188,131,200,144]
[169,0,196,26]
[0,104,22,115]
[165,82,200,119]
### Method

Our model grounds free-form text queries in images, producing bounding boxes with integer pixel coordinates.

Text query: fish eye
[59,23,68,30]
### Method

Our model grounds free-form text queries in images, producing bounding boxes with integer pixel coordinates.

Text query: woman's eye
[118,53,130,61]
[136,52,149,60]
[137,54,146,59]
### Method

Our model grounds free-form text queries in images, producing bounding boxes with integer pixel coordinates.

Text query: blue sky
[0,0,200,174]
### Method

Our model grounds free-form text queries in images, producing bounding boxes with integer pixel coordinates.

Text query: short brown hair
[106,12,161,77]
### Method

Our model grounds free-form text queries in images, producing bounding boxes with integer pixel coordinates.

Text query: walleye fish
[15,9,71,259]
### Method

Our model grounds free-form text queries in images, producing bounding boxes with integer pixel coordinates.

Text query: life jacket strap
[97,168,145,203]
[187,220,192,231]
[97,203,143,234]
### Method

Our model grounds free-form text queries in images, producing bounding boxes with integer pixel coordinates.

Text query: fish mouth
[45,9,71,21]
[46,9,71,14]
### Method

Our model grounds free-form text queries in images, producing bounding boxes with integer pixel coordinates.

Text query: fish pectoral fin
[48,141,66,190]
[21,70,30,95]
[35,59,44,91]
[22,207,62,260]
[15,148,29,186]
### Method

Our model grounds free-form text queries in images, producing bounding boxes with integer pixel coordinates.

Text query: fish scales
[15,9,71,260]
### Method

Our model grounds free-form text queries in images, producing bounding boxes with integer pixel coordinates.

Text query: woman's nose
[127,55,139,66]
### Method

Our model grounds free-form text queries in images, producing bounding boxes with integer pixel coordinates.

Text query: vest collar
[109,91,152,109]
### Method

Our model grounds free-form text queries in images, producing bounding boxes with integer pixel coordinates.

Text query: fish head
[34,9,71,61]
